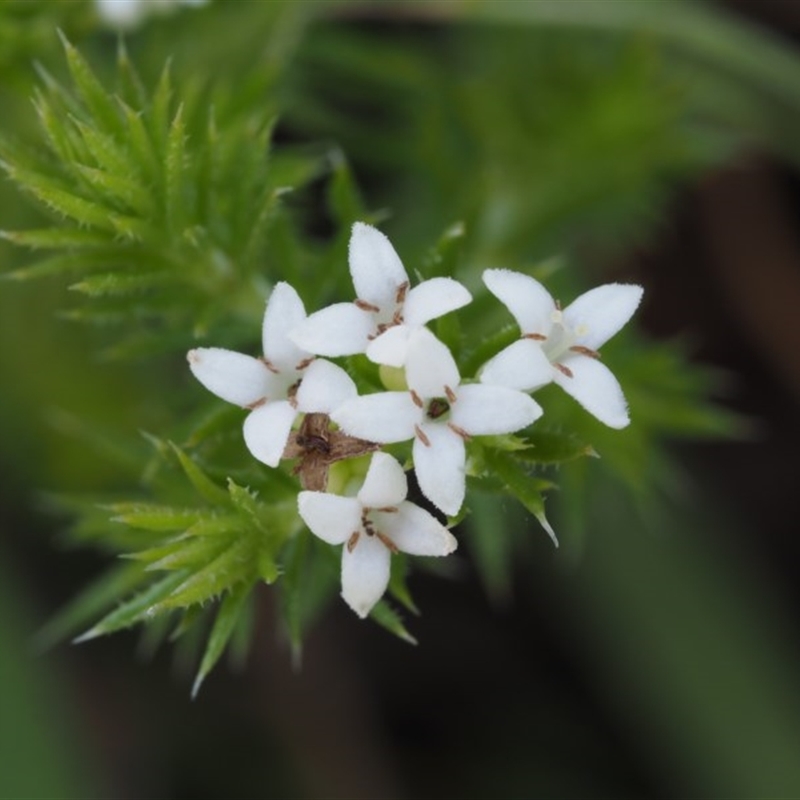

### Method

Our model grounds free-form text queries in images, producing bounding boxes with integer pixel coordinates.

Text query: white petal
[242,400,297,467]
[452,384,542,435]
[262,282,310,371]
[479,339,554,391]
[289,303,373,357]
[378,502,458,556]
[554,356,630,429]
[403,278,472,326]
[413,423,465,516]
[341,534,391,618]
[405,328,460,399]
[365,325,412,368]
[332,392,419,443]
[357,452,408,508]
[298,492,361,545]
[483,269,556,336]
[295,359,356,414]
[564,283,643,350]
[96,0,145,28]
[187,347,271,407]
[349,222,408,308]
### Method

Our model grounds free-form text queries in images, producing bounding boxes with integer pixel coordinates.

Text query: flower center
[426,397,451,421]
[541,310,577,364]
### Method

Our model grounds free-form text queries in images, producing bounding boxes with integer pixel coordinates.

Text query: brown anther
[376,531,399,554]
[259,357,279,374]
[555,362,573,378]
[395,281,409,305]
[523,333,547,341]
[295,357,315,370]
[245,397,267,410]
[347,531,360,552]
[410,390,424,408]
[415,424,431,447]
[391,310,404,326]
[444,385,457,404]
[287,380,301,409]
[447,422,471,441]
[569,345,600,360]
[376,506,398,513]
[360,511,376,537]
[355,299,380,313]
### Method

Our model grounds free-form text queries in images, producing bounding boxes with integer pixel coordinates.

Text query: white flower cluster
[188,222,642,617]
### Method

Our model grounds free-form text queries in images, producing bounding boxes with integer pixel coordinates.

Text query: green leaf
[152,537,256,610]
[6,167,118,231]
[74,569,191,642]
[150,60,173,156]
[69,271,172,297]
[170,442,231,506]
[0,227,110,251]
[73,119,136,179]
[116,39,147,110]
[74,164,152,215]
[227,479,268,535]
[105,502,208,532]
[34,561,149,651]
[279,530,339,660]
[388,554,419,615]
[146,535,232,572]
[192,580,255,698]
[482,448,558,546]
[59,31,125,138]
[465,492,515,606]
[514,429,597,464]
[369,599,418,645]
[327,150,366,225]
[422,220,466,279]
[164,103,187,235]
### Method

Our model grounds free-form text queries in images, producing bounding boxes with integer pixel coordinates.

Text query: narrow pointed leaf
[0,227,110,250]
[60,33,124,138]
[70,271,173,297]
[483,449,559,546]
[153,537,256,610]
[105,502,208,531]
[170,443,230,506]
[74,569,191,641]
[369,599,418,645]
[34,561,148,651]
[192,580,255,698]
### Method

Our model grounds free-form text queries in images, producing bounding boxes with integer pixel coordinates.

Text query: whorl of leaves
[0,35,323,358]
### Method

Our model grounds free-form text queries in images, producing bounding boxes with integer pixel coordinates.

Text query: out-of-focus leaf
[192,580,255,698]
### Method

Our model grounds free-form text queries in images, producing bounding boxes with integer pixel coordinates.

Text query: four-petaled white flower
[479,269,643,429]
[290,222,472,367]
[332,328,543,516]
[187,282,356,467]
[298,452,458,618]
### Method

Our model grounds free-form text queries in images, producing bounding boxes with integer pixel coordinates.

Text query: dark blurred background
[3,1,800,798]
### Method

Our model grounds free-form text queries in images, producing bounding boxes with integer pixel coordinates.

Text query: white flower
[187,282,355,467]
[331,328,542,516]
[96,0,207,29]
[290,222,472,367]
[298,452,458,618]
[479,269,643,429]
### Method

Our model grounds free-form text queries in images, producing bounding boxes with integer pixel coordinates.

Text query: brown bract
[283,413,380,491]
